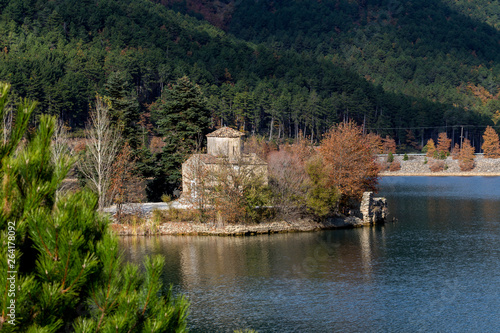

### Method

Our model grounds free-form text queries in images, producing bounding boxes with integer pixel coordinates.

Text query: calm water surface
[120,177,500,332]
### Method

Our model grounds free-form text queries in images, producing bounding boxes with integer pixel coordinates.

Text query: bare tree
[51,119,73,196]
[78,97,121,211]
[2,105,12,145]
[1,83,13,145]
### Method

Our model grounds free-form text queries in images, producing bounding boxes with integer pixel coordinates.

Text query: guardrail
[377,153,485,156]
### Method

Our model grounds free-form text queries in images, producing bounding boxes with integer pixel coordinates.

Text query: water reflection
[120,177,500,332]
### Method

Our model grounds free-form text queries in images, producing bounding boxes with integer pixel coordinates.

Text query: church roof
[206,127,245,138]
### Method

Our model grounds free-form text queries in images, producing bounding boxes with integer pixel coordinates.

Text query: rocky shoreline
[111,217,377,236]
[379,155,500,176]
[110,192,388,236]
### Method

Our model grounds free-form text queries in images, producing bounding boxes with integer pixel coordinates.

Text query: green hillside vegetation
[0,0,489,144]
[166,0,500,135]
[226,0,500,118]
[442,0,500,30]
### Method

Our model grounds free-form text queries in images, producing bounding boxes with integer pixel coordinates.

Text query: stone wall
[207,136,242,158]
[359,192,388,225]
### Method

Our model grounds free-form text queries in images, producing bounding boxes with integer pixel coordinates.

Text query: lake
[119,177,500,332]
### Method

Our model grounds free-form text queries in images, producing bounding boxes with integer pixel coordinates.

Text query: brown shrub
[377,161,390,171]
[429,159,445,172]
[389,160,401,171]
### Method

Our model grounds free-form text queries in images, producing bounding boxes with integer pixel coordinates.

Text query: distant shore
[378,155,500,177]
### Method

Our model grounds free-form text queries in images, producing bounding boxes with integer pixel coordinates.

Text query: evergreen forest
[1,0,498,145]
[1,0,500,198]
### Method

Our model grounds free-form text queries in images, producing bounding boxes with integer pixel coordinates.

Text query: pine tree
[0,83,188,331]
[149,76,211,200]
[481,125,500,158]
[105,71,140,149]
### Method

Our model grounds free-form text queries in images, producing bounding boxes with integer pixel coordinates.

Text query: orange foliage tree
[424,138,437,158]
[458,138,475,171]
[366,133,384,154]
[481,126,500,158]
[318,121,379,209]
[436,132,451,158]
[382,135,397,154]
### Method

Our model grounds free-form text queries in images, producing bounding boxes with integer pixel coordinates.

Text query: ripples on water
[120,177,500,332]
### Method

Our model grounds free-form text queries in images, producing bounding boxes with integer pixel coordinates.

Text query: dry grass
[152,208,200,223]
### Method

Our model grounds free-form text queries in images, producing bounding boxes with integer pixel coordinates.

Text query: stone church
[181,127,268,197]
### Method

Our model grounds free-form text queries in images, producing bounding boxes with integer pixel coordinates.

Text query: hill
[162,0,500,139]
[0,0,492,147]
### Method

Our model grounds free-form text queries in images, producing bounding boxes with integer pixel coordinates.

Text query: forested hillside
[0,0,491,149]
[164,0,500,141]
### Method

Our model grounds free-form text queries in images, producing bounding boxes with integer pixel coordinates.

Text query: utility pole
[460,126,464,149]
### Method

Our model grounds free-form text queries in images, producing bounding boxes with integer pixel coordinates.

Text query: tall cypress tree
[0,83,188,332]
[149,76,211,200]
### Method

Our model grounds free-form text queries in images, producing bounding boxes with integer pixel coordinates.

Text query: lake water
[119,177,500,332]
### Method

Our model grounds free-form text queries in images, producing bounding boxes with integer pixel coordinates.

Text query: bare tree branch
[78,97,121,211]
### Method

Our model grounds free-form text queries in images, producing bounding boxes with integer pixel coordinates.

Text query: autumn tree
[424,138,437,158]
[318,121,379,211]
[481,125,500,158]
[382,135,396,154]
[366,133,384,154]
[458,138,476,171]
[436,132,452,158]
[405,129,420,150]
